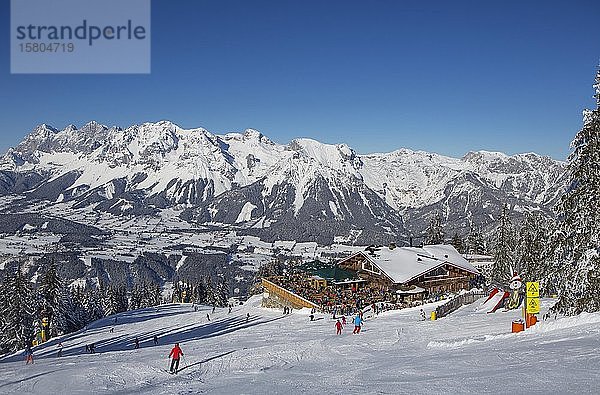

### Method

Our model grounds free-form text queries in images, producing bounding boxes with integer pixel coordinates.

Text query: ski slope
[1,296,600,394]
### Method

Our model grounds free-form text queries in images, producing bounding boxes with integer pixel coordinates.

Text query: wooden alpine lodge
[262,244,480,311]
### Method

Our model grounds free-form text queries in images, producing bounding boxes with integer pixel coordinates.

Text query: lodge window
[362,260,381,275]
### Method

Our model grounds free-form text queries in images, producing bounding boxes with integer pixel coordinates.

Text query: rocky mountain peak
[0,120,567,244]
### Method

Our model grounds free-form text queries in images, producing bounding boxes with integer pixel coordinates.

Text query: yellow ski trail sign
[526,282,539,298]
[527,297,540,313]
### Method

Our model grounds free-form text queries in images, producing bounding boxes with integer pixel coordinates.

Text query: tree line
[0,261,228,354]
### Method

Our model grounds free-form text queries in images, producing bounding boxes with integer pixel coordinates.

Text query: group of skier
[20,301,261,374]
[84,343,96,353]
[21,304,368,375]
[334,313,363,334]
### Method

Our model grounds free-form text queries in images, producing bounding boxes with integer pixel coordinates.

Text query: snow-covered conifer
[450,232,466,254]
[466,224,486,255]
[0,267,35,353]
[553,70,600,314]
[516,211,556,286]
[425,212,445,245]
[491,203,515,284]
[38,261,68,338]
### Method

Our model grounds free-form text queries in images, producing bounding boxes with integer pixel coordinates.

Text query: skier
[353,314,362,334]
[90,343,95,353]
[335,319,343,335]
[341,316,346,326]
[228,305,232,314]
[420,309,426,321]
[206,313,210,321]
[168,343,184,374]
[110,327,114,333]
[212,305,216,314]
[24,345,34,364]
[57,342,63,357]
[246,312,250,322]
[134,337,139,349]
[85,344,90,353]
[153,335,158,345]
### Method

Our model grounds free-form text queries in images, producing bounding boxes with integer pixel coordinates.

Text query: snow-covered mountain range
[0,121,566,244]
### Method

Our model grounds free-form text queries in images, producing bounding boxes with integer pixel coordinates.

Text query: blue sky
[1,0,599,159]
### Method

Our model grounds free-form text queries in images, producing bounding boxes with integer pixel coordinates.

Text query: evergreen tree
[0,276,8,353]
[515,212,556,285]
[425,212,445,245]
[130,283,143,310]
[204,277,216,305]
[491,203,516,284]
[466,224,486,255]
[213,278,230,307]
[83,286,105,322]
[103,285,128,316]
[553,70,600,315]
[172,281,183,303]
[38,261,67,338]
[194,281,208,304]
[131,282,161,309]
[0,268,35,353]
[151,283,162,306]
[256,260,285,278]
[450,232,466,254]
[54,286,81,334]
[68,286,89,331]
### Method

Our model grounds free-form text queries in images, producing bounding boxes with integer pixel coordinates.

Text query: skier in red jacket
[335,319,343,335]
[168,343,184,374]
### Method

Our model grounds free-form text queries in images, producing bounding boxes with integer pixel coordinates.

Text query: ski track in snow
[1,297,599,394]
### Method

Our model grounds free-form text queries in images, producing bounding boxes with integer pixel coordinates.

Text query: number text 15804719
[19,42,75,53]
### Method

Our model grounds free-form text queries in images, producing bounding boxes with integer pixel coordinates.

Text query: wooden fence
[261,278,320,310]
[435,291,486,319]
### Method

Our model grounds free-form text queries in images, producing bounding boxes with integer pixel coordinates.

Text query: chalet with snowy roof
[337,244,479,296]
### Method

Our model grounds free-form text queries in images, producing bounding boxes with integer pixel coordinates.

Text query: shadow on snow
[1,310,287,364]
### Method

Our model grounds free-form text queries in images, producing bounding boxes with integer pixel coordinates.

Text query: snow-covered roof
[362,248,440,284]
[421,244,478,274]
[358,244,478,284]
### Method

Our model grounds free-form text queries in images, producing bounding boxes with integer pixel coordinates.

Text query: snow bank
[527,311,600,334]
[427,311,600,350]
[427,333,515,349]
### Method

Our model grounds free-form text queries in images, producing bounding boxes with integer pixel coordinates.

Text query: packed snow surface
[1,297,599,394]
